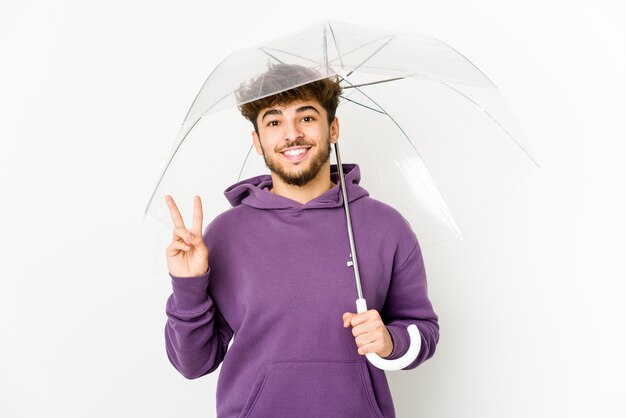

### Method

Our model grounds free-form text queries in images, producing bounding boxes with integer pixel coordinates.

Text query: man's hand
[165,195,209,278]
[343,309,393,358]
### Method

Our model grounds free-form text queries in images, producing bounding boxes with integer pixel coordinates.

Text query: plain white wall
[1,0,624,417]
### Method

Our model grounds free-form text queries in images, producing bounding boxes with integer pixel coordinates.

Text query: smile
[281,147,311,161]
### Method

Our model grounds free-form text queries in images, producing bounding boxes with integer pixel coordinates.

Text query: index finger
[349,311,372,327]
[165,195,187,229]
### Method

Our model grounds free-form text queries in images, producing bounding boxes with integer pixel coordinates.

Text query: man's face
[252,99,339,187]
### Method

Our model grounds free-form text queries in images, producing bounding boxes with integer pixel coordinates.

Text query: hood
[224,164,369,210]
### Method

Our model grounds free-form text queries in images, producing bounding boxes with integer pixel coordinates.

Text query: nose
[283,119,303,142]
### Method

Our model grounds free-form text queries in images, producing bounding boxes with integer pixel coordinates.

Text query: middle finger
[351,320,378,338]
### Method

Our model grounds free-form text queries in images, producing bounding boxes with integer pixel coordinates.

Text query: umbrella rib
[180,57,240,124]
[433,39,497,89]
[345,35,395,78]
[258,33,397,81]
[258,47,287,64]
[144,86,240,217]
[339,68,537,167]
[325,35,394,68]
[143,117,203,217]
[338,77,385,114]
[340,77,461,233]
[428,38,538,163]
[327,22,344,70]
[259,47,321,65]
[341,76,404,89]
[340,95,385,114]
[440,81,540,167]
[323,25,328,72]
[237,144,257,182]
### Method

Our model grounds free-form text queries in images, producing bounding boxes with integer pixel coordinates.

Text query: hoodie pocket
[239,360,384,418]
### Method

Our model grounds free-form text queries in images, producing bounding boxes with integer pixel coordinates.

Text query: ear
[251,130,263,155]
[330,116,340,144]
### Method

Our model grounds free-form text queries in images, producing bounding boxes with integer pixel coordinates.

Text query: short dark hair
[237,63,342,132]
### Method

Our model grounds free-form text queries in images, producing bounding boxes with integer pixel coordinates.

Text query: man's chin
[277,172,314,187]
[270,165,315,187]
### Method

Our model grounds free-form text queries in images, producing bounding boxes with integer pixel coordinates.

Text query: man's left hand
[343,309,393,358]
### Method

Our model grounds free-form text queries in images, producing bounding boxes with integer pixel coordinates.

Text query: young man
[164,64,439,417]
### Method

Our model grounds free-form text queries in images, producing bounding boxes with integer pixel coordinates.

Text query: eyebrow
[260,105,322,123]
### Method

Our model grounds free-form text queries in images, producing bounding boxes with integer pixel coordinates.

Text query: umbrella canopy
[144,20,537,248]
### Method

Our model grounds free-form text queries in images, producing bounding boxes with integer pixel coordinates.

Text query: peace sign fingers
[164,194,209,278]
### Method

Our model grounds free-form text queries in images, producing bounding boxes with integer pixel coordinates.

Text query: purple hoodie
[165,164,439,417]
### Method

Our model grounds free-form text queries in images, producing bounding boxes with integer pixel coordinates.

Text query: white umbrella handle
[356,298,421,371]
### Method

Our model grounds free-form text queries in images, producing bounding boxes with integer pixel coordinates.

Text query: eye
[266,120,280,127]
[301,115,315,123]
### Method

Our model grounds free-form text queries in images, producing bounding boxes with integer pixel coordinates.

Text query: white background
[1,1,624,417]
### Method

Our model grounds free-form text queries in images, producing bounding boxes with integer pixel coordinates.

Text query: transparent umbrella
[144,19,538,369]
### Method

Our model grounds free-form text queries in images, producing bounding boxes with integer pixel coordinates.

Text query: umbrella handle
[356,298,421,371]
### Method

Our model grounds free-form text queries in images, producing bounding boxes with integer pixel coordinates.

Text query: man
[164,64,439,417]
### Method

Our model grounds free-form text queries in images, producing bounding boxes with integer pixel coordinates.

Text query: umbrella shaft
[334,143,364,301]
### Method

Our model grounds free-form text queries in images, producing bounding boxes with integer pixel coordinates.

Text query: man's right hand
[165,194,209,277]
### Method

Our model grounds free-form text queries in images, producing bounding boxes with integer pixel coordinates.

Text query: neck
[270,164,335,204]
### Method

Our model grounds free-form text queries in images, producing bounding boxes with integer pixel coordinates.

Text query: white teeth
[284,148,306,157]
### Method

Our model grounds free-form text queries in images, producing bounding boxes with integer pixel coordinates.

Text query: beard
[260,134,333,187]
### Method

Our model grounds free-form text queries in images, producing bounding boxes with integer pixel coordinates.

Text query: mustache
[276,139,314,152]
